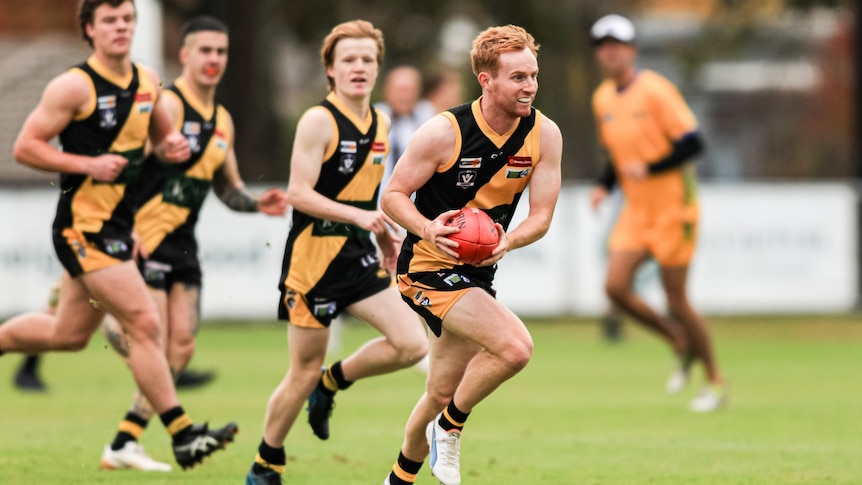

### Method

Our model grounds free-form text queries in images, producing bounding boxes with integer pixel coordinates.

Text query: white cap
[591,14,636,44]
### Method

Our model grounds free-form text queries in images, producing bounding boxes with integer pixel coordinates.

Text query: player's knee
[605,280,629,305]
[125,310,162,343]
[394,337,428,366]
[500,337,533,372]
[54,332,92,351]
[427,387,456,410]
[171,338,196,366]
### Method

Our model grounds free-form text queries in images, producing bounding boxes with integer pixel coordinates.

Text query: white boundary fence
[0,182,857,318]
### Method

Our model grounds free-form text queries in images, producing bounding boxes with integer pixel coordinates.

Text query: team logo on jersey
[313,301,337,318]
[419,297,431,307]
[456,170,477,189]
[459,157,482,169]
[102,238,129,256]
[285,289,297,310]
[166,178,187,204]
[443,273,470,287]
[71,240,87,259]
[142,260,171,284]
[371,141,386,164]
[135,92,153,113]
[183,121,202,153]
[339,153,357,174]
[317,219,337,233]
[414,290,425,302]
[183,121,201,135]
[505,156,532,178]
[506,168,530,178]
[214,129,228,151]
[340,140,357,154]
[97,95,117,128]
[507,156,532,167]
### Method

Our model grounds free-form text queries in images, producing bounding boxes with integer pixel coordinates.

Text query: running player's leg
[83,262,177,412]
[165,280,215,389]
[165,283,201,376]
[248,324,329,482]
[91,264,237,467]
[385,330,477,485]
[661,264,727,411]
[13,279,61,391]
[437,288,533,412]
[661,265,722,382]
[307,272,428,441]
[0,272,103,353]
[340,286,428,379]
[605,250,688,355]
[401,288,531,485]
[397,329,479,461]
[99,286,171,471]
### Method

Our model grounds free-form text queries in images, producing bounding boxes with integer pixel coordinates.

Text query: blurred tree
[156,0,854,183]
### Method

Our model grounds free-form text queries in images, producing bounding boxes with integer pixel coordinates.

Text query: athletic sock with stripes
[387,450,423,484]
[439,400,470,432]
[322,360,354,392]
[160,406,193,443]
[252,438,286,475]
[111,412,150,451]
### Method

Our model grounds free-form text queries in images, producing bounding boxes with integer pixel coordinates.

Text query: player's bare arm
[381,114,460,258]
[211,113,260,213]
[13,71,128,182]
[146,67,191,164]
[441,107,556,267]
[287,106,394,234]
[499,114,562,251]
[223,114,288,216]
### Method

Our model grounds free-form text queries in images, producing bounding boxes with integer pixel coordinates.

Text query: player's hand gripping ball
[445,208,499,265]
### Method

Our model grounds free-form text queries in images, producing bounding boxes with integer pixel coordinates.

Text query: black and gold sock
[322,361,354,392]
[439,400,470,432]
[110,412,149,451]
[251,438,286,475]
[159,406,193,443]
[387,451,423,484]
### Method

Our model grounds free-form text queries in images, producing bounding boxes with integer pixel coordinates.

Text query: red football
[445,208,500,265]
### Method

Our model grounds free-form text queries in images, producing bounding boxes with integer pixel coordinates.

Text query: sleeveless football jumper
[277,93,391,328]
[54,56,157,276]
[133,78,232,289]
[397,99,543,336]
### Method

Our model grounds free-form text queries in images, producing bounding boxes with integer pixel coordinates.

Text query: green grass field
[1,315,861,484]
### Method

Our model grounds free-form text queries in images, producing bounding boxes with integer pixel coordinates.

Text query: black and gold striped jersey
[279,93,389,295]
[54,55,157,239]
[133,77,231,258]
[399,98,543,281]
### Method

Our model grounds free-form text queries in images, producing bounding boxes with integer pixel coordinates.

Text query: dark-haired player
[1,0,236,470]
[97,14,287,471]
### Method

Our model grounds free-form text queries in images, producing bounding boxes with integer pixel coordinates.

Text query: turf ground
[1,315,860,484]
